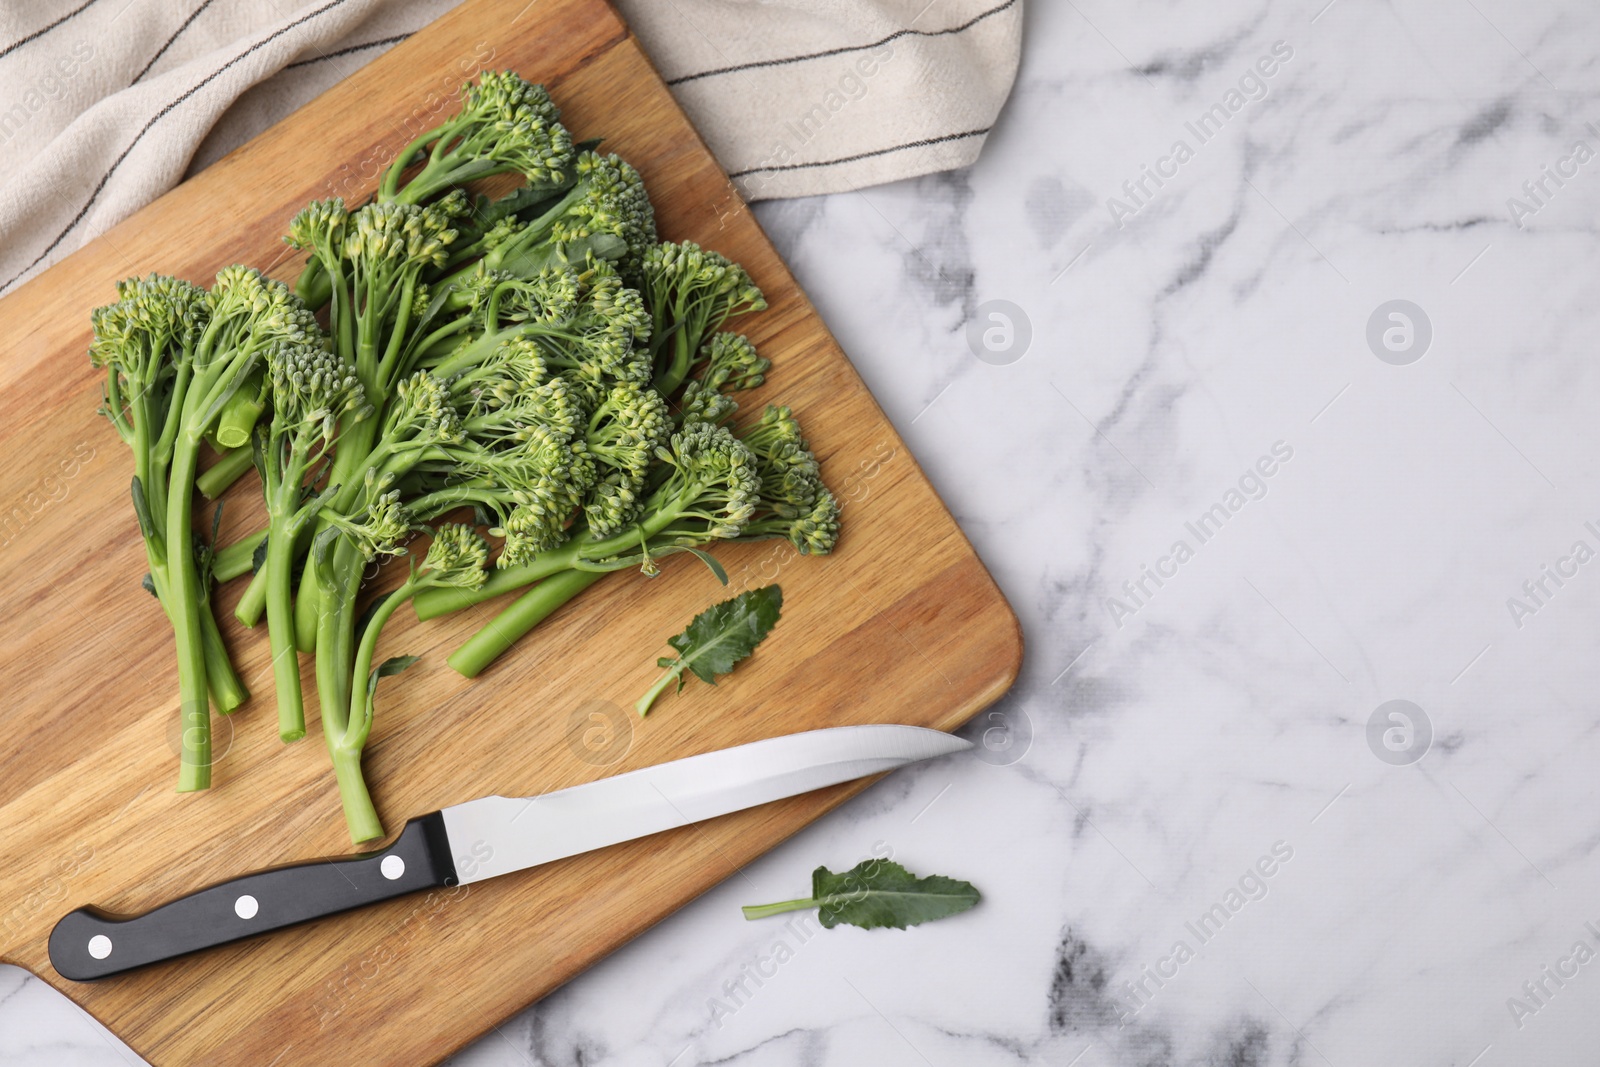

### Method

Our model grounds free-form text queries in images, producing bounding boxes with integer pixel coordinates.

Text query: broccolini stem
[198,597,248,713]
[235,563,270,627]
[379,127,438,203]
[214,366,267,449]
[412,516,678,621]
[412,548,576,620]
[212,528,266,583]
[739,898,820,921]
[295,256,332,310]
[343,584,413,754]
[318,540,380,842]
[292,558,324,654]
[446,569,605,678]
[653,327,695,397]
[197,444,254,500]
[152,361,194,467]
[131,419,165,539]
[175,694,211,793]
[634,664,681,717]
[144,514,242,714]
[330,746,384,845]
[433,182,589,301]
[440,490,729,674]
[314,542,360,747]
[265,516,307,742]
[375,272,419,395]
[427,320,596,380]
[166,434,212,791]
[405,484,491,522]
[296,413,383,651]
[328,259,357,371]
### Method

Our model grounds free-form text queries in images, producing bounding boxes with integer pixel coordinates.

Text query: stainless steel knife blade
[440,724,970,884]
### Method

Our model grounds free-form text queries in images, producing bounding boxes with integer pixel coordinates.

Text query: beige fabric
[616,0,1022,200]
[0,0,1022,295]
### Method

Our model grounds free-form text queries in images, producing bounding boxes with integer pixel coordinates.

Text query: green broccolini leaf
[129,476,156,542]
[366,654,420,704]
[668,584,781,684]
[741,861,980,930]
[634,584,781,716]
[656,545,729,585]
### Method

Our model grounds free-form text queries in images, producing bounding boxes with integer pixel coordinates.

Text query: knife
[49,724,968,981]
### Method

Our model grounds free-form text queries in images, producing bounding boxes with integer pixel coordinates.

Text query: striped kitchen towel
[0,0,1022,296]
[620,0,1023,200]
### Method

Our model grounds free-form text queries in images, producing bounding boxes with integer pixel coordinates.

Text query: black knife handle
[49,813,455,981]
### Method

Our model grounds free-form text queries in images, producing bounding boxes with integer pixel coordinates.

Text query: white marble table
[10,0,1600,1062]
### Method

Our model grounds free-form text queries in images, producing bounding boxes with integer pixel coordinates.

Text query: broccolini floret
[380,72,573,206]
[735,405,842,555]
[642,241,767,394]
[694,332,770,394]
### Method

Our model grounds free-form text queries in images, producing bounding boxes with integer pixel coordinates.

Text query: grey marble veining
[9,0,1600,1062]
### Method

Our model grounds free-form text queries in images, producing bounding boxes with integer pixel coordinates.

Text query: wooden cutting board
[0,0,1022,1062]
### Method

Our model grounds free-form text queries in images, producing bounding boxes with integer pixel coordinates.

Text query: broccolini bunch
[90,267,324,790]
[90,68,841,843]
